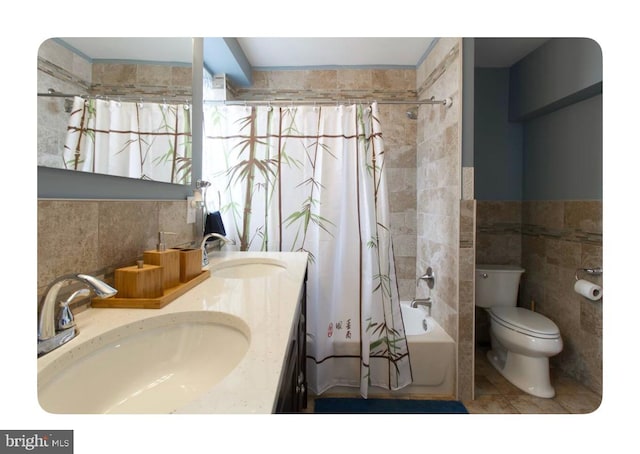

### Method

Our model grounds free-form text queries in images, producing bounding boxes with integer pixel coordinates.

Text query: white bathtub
[312,302,456,398]
[392,302,456,397]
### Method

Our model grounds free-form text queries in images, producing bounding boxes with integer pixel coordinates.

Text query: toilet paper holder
[575,267,603,281]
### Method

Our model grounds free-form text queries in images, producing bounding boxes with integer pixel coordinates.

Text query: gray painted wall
[523,94,602,200]
[474,68,523,200]
[462,38,474,168]
[509,38,602,121]
[474,38,603,202]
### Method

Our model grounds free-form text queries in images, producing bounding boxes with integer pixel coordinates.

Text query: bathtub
[312,302,456,398]
[390,302,456,397]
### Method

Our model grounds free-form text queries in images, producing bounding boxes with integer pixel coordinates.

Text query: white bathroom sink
[38,311,250,414]
[211,257,287,279]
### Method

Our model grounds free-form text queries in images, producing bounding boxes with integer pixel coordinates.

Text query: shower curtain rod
[204,97,453,107]
[38,91,452,108]
[37,91,191,105]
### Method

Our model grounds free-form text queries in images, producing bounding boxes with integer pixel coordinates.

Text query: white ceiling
[59,37,436,67]
[58,37,548,68]
[59,37,194,63]
[237,37,436,67]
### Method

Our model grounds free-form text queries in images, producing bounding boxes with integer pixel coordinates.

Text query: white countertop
[37,251,309,414]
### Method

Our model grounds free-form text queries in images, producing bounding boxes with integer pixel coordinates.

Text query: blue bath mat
[313,398,468,414]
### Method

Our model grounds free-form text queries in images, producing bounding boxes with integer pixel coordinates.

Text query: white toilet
[475,264,563,398]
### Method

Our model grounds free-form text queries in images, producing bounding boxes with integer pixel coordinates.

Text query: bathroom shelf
[91,270,211,309]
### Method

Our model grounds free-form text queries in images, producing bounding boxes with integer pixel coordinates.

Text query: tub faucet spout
[410,298,432,315]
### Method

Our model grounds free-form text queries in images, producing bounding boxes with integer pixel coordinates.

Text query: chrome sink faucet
[38,274,117,357]
[200,233,236,266]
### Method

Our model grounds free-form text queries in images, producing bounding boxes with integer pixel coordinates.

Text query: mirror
[37,37,193,185]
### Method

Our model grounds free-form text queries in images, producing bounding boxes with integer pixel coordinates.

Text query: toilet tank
[475,264,525,308]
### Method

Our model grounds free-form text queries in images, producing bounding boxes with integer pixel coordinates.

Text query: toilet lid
[489,307,560,339]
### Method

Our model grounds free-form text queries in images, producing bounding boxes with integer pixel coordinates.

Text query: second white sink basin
[38,311,250,414]
[211,257,287,279]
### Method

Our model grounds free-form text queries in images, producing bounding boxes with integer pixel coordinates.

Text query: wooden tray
[91,270,210,309]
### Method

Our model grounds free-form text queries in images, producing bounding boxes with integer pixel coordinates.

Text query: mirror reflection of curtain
[202,102,411,397]
[63,97,192,183]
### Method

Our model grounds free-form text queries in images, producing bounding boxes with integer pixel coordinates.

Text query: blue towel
[204,211,226,237]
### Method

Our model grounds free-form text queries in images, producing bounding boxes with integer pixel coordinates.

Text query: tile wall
[458,198,476,400]
[476,200,603,395]
[37,200,197,302]
[475,201,522,344]
[37,40,92,169]
[91,62,191,99]
[415,38,473,400]
[415,38,461,333]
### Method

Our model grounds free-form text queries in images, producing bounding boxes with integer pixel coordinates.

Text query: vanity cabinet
[275,270,307,413]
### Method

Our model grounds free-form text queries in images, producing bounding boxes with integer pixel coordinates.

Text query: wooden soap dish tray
[91,270,211,309]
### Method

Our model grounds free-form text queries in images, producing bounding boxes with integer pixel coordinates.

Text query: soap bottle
[143,232,180,290]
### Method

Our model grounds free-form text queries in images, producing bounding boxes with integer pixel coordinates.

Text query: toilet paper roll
[574,279,602,301]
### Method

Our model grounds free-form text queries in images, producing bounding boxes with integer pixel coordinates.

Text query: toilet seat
[489,307,560,339]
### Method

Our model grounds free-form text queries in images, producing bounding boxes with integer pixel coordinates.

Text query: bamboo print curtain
[64,96,192,183]
[203,103,411,397]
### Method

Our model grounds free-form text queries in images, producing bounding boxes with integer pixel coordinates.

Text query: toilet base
[487,348,556,398]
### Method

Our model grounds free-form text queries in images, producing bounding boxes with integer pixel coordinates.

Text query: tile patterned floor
[462,345,602,414]
[304,346,602,414]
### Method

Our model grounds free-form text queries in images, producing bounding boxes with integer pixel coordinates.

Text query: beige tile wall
[475,201,523,346]
[91,63,191,98]
[522,200,602,394]
[476,199,603,395]
[37,200,197,302]
[415,38,472,400]
[37,40,92,168]
[458,199,476,400]
[416,38,461,332]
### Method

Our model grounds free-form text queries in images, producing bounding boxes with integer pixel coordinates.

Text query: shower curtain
[202,102,411,397]
[63,96,192,183]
